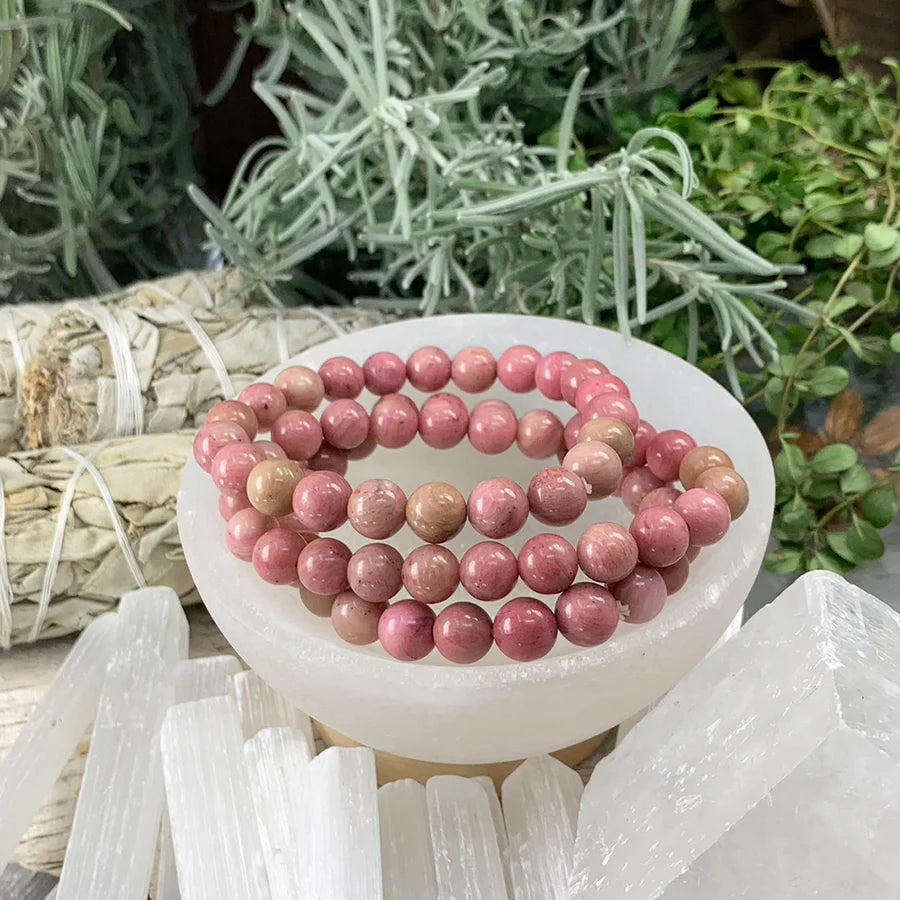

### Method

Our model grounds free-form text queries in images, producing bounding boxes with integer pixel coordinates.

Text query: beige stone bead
[246,459,304,517]
[577,416,635,464]
[300,587,336,617]
[406,481,467,544]
[678,445,735,489]
[695,466,749,519]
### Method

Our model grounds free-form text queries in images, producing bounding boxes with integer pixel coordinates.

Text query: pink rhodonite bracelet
[194,346,749,665]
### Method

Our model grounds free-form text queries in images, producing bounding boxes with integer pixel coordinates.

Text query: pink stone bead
[331,591,386,645]
[561,442,623,498]
[193,421,250,471]
[468,400,517,455]
[555,583,619,647]
[518,534,578,594]
[574,374,630,414]
[363,351,407,395]
[686,545,702,562]
[347,543,404,604]
[291,470,351,531]
[320,399,369,450]
[271,410,323,461]
[646,429,697,482]
[211,442,267,493]
[370,394,419,448]
[318,356,365,400]
[378,600,436,661]
[612,565,667,624]
[254,440,288,460]
[631,420,657,468]
[237,384,287,430]
[306,442,349,476]
[407,346,451,392]
[534,352,576,401]
[206,400,258,440]
[657,557,690,594]
[296,537,351,596]
[275,366,325,411]
[347,479,407,539]
[451,346,496,393]
[275,513,314,536]
[468,477,529,539]
[493,597,558,662]
[226,508,275,560]
[629,507,690,567]
[459,542,518,602]
[638,486,682,512]
[252,528,305,585]
[433,602,493,664]
[402,545,460,604]
[620,467,665,514]
[564,414,583,450]
[673,488,732,546]
[577,522,639,583]
[527,467,587,526]
[517,409,565,459]
[219,490,251,520]
[419,393,469,449]
[497,345,541,393]
[582,394,640,432]
[560,359,610,406]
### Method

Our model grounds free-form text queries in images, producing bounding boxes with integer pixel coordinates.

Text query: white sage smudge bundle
[22,299,385,449]
[0,269,246,455]
[0,433,196,648]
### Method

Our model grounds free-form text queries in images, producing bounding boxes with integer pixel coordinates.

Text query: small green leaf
[825,530,861,564]
[756,232,790,258]
[890,332,900,353]
[827,294,858,318]
[766,355,797,377]
[764,547,804,575]
[864,222,899,252]
[847,517,885,560]
[860,484,898,528]
[806,477,841,500]
[738,194,767,213]
[764,376,785,415]
[774,443,809,485]
[832,234,864,259]
[815,545,857,573]
[810,443,859,474]
[867,139,891,157]
[840,464,873,494]
[806,366,850,398]
[805,235,838,259]
[854,335,892,365]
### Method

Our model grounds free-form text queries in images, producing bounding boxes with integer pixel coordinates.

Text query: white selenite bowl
[178,314,774,764]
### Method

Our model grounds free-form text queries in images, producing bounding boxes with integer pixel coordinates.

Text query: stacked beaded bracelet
[194,345,749,665]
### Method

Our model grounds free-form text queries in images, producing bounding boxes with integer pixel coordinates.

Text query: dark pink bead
[493,597,558,662]
[205,400,259,440]
[254,440,288,461]
[433,603,493,664]
[378,600,436,661]
[612,565,667,623]
[346,434,376,461]
[331,591,386,645]
[497,345,540,393]
[574,374,630,414]
[252,528,305,585]
[468,400,517,455]
[211,442,267,493]
[673,488,732,546]
[577,522,639,583]
[407,346,451,392]
[271,410,323,461]
[686,545,702,562]
[527,467,587,526]
[402,545,460,604]
[459,542,518,602]
[237,383,287,430]
[468,477,529,539]
[638,486,682,512]
[629,507,690,567]
[363,351,407,395]
[583,394,640,432]
[297,537,351,596]
[564,414,583,450]
[291,470,351,531]
[646,430,697,482]
[631,420,657,468]
[555,583,619,647]
[347,479,407,539]
[193,421,250,472]
[318,356,365,400]
[451,347,496,393]
[657,557,690,594]
[560,359,610,407]
[370,394,419,448]
[534,352,576,401]
[518,534,578,594]
[419,393,469,449]
[306,442,349,476]
[219,490,252,520]
[226,508,275,560]
[320,399,369,450]
[517,409,565,459]
[347,543,404,604]
[620,467,665,514]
